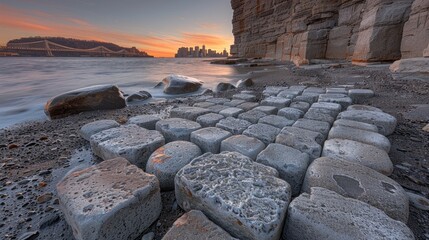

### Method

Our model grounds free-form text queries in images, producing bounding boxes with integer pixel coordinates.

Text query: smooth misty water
[0,58,247,129]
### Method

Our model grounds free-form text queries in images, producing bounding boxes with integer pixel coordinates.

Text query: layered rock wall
[231,0,428,64]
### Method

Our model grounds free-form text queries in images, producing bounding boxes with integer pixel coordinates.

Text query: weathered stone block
[293,118,331,138]
[238,110,268,124]
[232,93,257,102]
[80,120,120,141]
[302,157,409,223]
[224,99,246,107]
[236,102,259,111]
[259,115,295,129]
[277,107,304,120]
[318,94,353,110]
[348,89,375,103]
[293,95,318,104]
[191,127,232,153]
[243,123,281,146]
[257,143,310,196]
[216,117,252,135]
[278,90,301,98]
[170,107,212,121]
[338,110,397,135]
[311,102,342,115]
[207,104,230,113]
[206,98,231,105]
[162,210,237,240]
[304,110,335,125]
[57,158,162,240]
[261,96,291,109]
[305,107,338,118]
[253,105,278,115]
[290,101,311,112]
[276,127,323,160]
[196,113,225,127]
[283,187,414,240]
[323,139,393,175]
[175,152,291,240]
[333,119,379,133]
[127,115,160,130]
[347,105,383,112]
[193,102,216,108]
[220,135,266,160]
[90,125,165,168]
[146,141,202,191]
[326,87,348,95]
[156,118,201,142]
[219,107,245,117]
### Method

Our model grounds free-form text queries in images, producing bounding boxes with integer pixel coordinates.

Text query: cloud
[199,23,220,31]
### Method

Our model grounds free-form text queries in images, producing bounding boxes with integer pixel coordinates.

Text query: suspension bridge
[1,39,149,57]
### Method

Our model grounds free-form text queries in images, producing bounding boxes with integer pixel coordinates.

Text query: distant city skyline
[175,45,228,58]
[0,0,233,57]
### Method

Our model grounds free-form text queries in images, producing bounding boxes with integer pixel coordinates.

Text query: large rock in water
[44,85,126,119]
[56,158,162,240]
[161,75,202,94]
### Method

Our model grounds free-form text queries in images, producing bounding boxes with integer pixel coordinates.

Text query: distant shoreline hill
[2,37,153,57]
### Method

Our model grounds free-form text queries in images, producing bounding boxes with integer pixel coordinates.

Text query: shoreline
[1,63,429,239]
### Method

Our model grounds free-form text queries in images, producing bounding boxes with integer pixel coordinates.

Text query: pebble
[36,193,52,204]
[141,232,155,240]
[8,143,19,149]
[423,124,429,132]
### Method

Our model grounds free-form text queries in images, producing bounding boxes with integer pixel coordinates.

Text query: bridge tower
[44,40,53,57]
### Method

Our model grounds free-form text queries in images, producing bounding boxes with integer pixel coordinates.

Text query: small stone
[236,78,254,88]
[290,101,310,112]
[238,110,267,124]
[253,106,278,115]
[243,123,281,146]
[156,118,201,142]
[142,232,155,240]
[337,110,397,136]
[219,107,245,117]
[190,127,232,153]
[37,193,52,204]
[256,143,310,196]
[146,141,202,191]
[277,107,304,120]
[232,93,257,102]
[276,127,323,160]
[220,135,265,160]
[127,115,160,130]
[423,124,429,132]
[333,119,379,133]
[216,117,252,134]
[261,96,291,109]
[170,107,212,121]
[126,90,152,102]
[215,82,236,92]
[196,113,225,127]
[8,144,19,149]
[348,89,375,103]
[258,115,295,129]
[406,191,429,211]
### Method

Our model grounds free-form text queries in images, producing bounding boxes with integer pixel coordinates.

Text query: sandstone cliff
[230,0,428,65]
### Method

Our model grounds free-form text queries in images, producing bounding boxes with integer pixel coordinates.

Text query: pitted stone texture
[277,107,304,120]
[276,127,323,160]
[127,115,160,130]
[224,99,246,107]
[302,157,409,223]
[261,96,291,109]
[206,98,230,105]
[170,107,212,121]
[348,89,375,103]
[311,102,342,116]
[318,94,352,110]
[90,125,165,168]
[219,107,245,117]
[253,105,278,115]
[216,117,252,135]
[236,102,259,111]
[306,107,338,118]
[80,120,120,141]
[257,143,310,196]
[322,139,393,175]
[243,123,281,146]
[289,101,310,112]
[162,210,237,240]
[193,102,216,108]
[328,126,391,153]
[175,152,291,240]
[326,87,348,95]
[293,95,318,104]
[220,135,265,160]
[196,113,225,128]
[283,187,414,240]
[293,119,331,138]
[232,93,257,102]
[338,110,397,136]
[304,110,335,125]
[146,141,202,191]
[191,127,232,153]
[207,104,230,113]
[156,118,201,143]
[57,158,162,240]
[259,115,295,129]
[238,110,268,124]
[347,105,383,112]
[333,119,379,133]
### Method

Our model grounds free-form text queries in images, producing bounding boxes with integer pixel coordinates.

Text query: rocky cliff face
[230,0,428,65]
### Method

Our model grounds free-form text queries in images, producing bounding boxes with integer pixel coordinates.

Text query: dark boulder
[161,75,202,94]
[215,82,236,92]
[126,90,152,102]
[236,78,254,88]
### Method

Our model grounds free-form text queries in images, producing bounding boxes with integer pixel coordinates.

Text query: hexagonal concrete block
[333,119,379,133]
[220,135,265,160]
[216,117,252,135]
[338,110,397,136]
[290,101,310,112]
[243,123,281,146]
[162,210,237,240]
[191,127,232,153]
[57,158,162,240]
[232,93,257,102]
[261,96,291,109]
[348,89,375,103]
[80,120,120,141]
[196,113,225,127]
[318,94,352,110]
[170,107,212,121]
[302,157,409,223]
[276,127,323,160]
[256,143,310,196]
[146,141,202,191]
[277,107,304,120]
[238,109,268,124]
[293,118,331,138]
[175,152,291,240]
[219,107,245,117]
[127,115,160,130]
[156,118,201,142]
[283,187,414,240]
[258,115,295,129]
[90,124,165,168]
[322,139,393,175]
[328,125,391,152]
[253,105,278,115]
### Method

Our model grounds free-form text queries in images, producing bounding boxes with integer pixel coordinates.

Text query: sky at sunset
[0,0,234,57]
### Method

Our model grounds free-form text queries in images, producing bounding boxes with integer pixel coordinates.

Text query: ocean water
[0,58,247,128]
